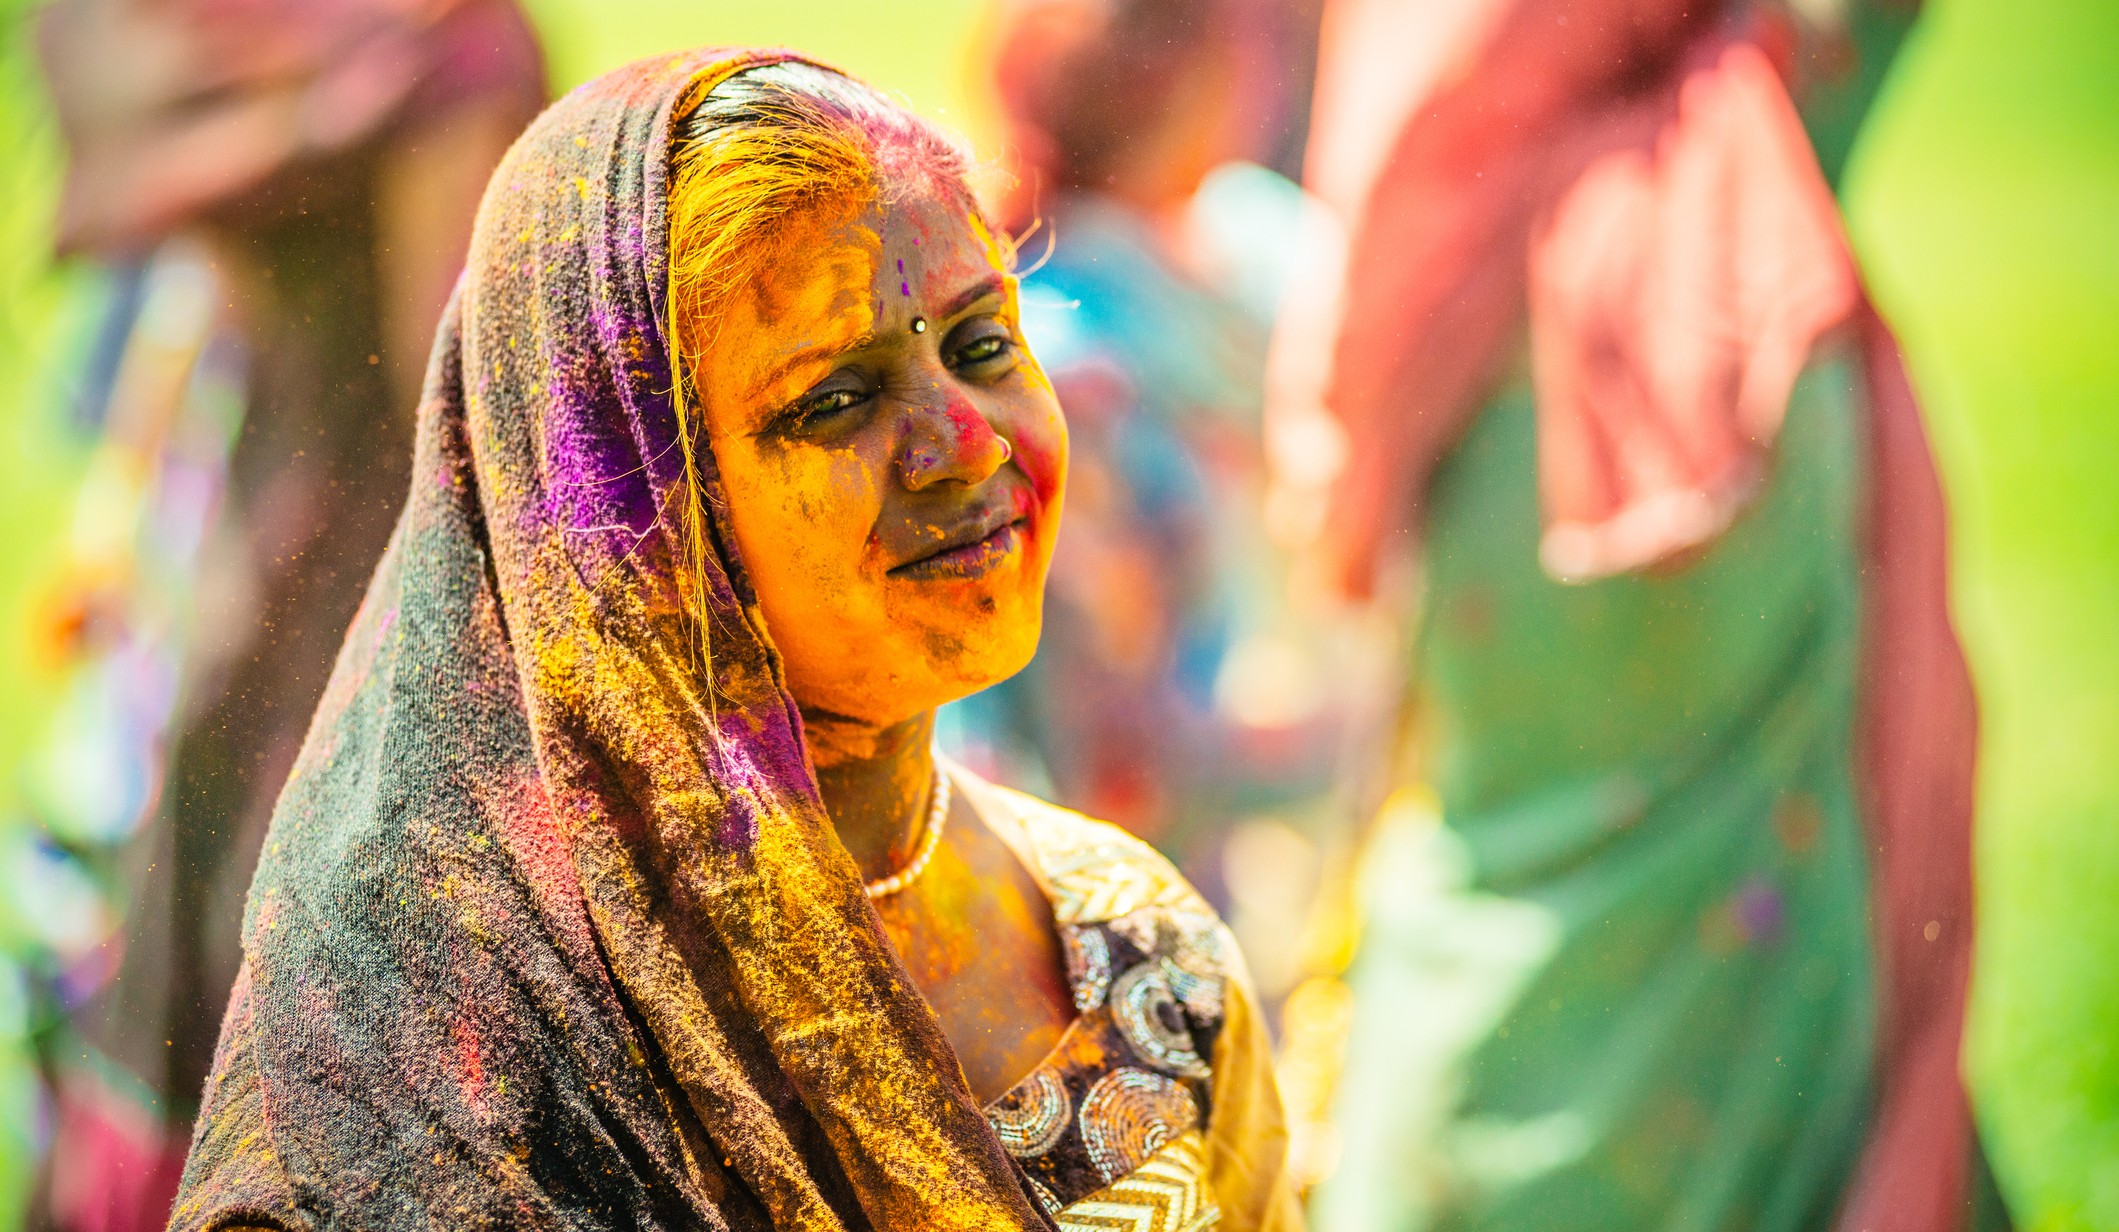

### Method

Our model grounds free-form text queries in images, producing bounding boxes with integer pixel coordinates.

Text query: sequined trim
[964,778,1234,1215]
[1164,956,1225,1026]
[1039,836,1198,925]
[1078,1067,1200,1184]
[1065,926,1114,1012]
[1031,1176,1065,1216]
[1110,961,1208,1078]
[977,778,1206,926]
[988,1067,1072,1158]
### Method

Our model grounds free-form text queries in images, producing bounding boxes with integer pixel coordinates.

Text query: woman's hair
[664,62,982,681]
[668,62,979,371]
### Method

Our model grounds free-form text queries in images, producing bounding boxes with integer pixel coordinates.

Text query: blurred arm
[1275,0,1717,597]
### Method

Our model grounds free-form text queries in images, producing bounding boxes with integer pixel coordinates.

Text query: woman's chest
[885,790,1238,1226]
[877,818,1078,1102]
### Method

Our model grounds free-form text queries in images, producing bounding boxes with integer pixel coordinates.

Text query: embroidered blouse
[960,770,1304,1231]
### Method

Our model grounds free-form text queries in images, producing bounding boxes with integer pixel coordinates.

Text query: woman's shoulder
[166,963,299,1231]
[953,765,1214,929]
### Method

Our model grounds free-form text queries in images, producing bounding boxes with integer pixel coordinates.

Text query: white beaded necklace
[864,758,950,900]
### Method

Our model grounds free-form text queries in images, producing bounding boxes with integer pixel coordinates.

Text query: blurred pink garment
[45,1072,190,1232]
[1272,0,1984,1227]
[1847,300,1983,1232]
[40,0,538,254]
[1529,41,1860,581]
[1274,0,1875,590]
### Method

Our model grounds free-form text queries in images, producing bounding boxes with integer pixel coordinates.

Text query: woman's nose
[898,398,1013,490]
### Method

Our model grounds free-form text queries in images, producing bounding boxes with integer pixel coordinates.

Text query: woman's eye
[788,387,867,432]
[946,319,1018,375]
[956,336,1007,364]
[957,330,1021,375]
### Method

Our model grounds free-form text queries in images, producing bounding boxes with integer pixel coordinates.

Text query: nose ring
[997,436,1014,464]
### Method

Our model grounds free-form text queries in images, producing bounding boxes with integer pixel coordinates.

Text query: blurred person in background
[1267,0,2006,1228]
[18,0,540,1225]
[952,0,1344,963]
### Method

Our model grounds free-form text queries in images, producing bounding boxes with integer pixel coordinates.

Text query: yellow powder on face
[664,96,879,700]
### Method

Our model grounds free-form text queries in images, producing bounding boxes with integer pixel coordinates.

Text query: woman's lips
[890,517,1027,581]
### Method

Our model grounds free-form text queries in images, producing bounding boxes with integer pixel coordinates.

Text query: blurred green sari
[1319,362,1879,1229]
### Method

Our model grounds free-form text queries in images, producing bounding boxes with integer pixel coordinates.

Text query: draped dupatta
[172,48,1054,1231]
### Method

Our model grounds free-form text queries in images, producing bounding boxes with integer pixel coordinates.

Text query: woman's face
[696,186,1067,733]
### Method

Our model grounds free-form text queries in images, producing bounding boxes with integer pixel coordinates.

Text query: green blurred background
[0,0,2113,1224]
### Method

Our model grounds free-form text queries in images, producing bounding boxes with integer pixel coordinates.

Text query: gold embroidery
[979,782,1207,925]
[1056,1129,1221,1231]
[1078,1068,1201,1182]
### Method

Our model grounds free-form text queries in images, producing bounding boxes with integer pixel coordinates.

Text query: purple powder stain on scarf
[538,344,665,544]
[707,717,809,852]
[716,790,760,852]
[584,301,633,372]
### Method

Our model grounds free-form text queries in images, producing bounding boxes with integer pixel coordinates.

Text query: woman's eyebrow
[749,329,879,402]
[938,275,1008,321]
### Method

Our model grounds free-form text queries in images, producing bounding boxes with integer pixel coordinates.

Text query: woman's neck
[802,709,941,884]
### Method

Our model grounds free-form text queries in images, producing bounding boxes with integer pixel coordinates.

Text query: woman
[166,50,1299,1231]
[1269,0,1999,1229]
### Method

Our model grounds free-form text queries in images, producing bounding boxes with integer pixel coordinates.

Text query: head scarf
[173,48,1054,1230]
